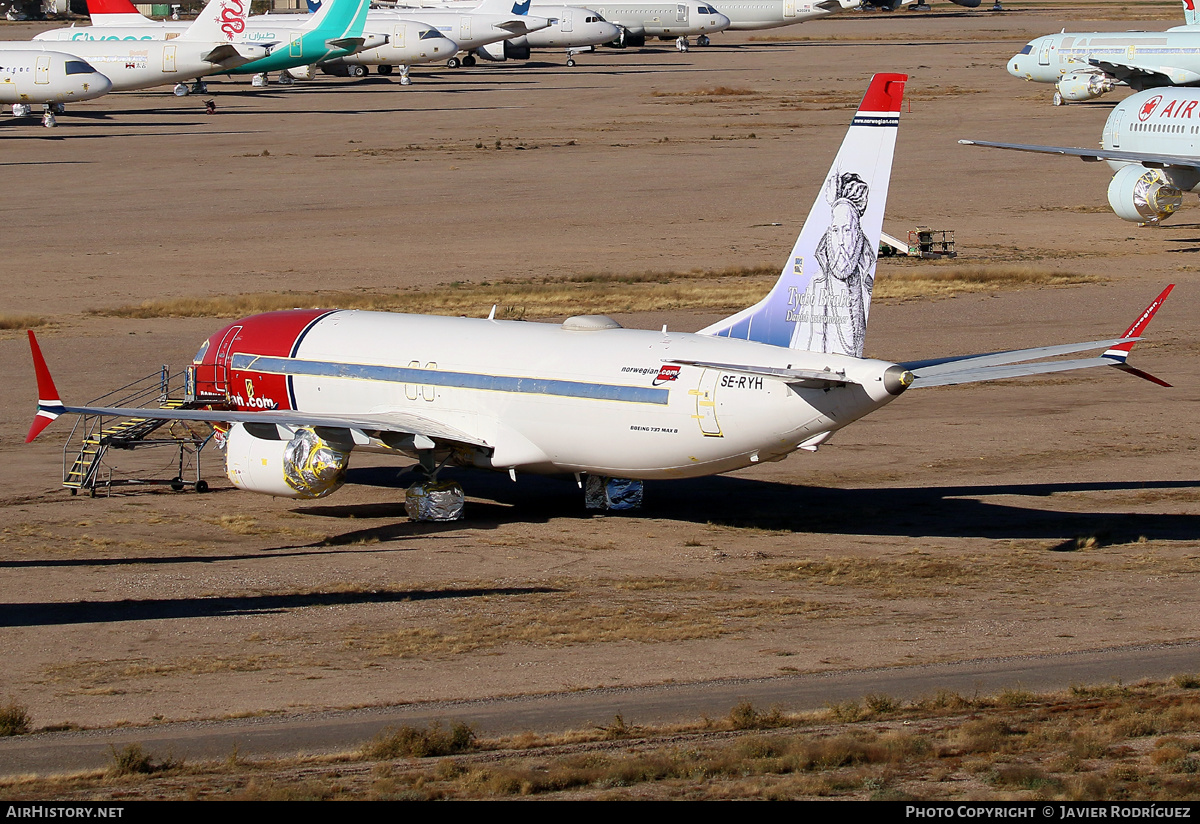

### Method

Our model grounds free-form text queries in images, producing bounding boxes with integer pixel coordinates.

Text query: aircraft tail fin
[26,332,65,444]
[86,0,154,26]
[698,73,907,357]
[1186,0,1199,27]
[298,0,369,39]
[179,0,249,42]
[474,0,533,15]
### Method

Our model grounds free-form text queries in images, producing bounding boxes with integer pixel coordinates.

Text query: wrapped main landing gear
[405,480,465,521]
[584,475,643,511]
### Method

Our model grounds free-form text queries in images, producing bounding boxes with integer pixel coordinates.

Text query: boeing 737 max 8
[26,74,1173,520]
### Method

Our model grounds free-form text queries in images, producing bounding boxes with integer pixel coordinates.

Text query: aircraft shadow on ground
[0,584,560,628]
[310,466,1200,549]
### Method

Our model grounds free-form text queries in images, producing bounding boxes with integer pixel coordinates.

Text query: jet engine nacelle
[224,423,351,499]
[610,27,645,48]
[476,38,531,62]
[1107,165,1185,225]
[285,64,317,81]
[1056,71,1115,102]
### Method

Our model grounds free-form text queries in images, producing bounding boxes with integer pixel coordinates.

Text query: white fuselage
[513,6,620,48]
[1102,87,1200,187]
[215,310,905,479]
[715,0,855,32]
[7,38,266,91]
[426,0,731,38]
[0,50,112,104]
[40,16,457,68]
[1009,31,1200,86]
[359,9,551,53]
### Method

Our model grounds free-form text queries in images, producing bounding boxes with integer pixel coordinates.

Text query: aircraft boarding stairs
[62,366,214,497]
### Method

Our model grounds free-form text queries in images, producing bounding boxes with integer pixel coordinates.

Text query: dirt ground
[0,1,1197,736]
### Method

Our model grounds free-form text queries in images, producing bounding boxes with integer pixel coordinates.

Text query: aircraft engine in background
[224,423,351,499]
[1054,71,1116,105]
[1107,165,1187,225]
[476,38,532,61]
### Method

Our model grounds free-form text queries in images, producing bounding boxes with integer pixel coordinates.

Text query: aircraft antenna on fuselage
[697,72,906,358]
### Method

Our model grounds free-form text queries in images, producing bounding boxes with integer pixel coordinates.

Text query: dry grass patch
[0,314,45,330]
[875,265,1099,301]
[90,264,1098,322]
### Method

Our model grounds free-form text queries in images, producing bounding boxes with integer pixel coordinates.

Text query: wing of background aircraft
[1091,58,1200,87]
[959,138,1200,173]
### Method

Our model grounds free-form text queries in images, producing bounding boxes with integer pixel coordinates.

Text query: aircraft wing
[326,37,366,52]
[25,332,490,448]
[959,139,1200,172]
[901,286,1174,388]
[1090,58,1200,87]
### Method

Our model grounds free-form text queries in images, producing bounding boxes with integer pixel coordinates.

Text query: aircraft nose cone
[1007,56,1025,78]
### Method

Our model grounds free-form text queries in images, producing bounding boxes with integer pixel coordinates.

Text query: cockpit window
[64,60,95,75]
[1018,45,1032,55]
[419,28,441,39]
[193,339,210,364]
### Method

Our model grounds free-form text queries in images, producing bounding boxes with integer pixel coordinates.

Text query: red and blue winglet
[1103,284,1174,387]
[26,331,66,443]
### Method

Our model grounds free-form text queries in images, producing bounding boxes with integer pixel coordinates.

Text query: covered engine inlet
[225,423,351,499]
[1108,165,1185,225]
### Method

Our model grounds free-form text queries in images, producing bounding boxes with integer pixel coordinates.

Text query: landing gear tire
[400,74,412,85]
[447,56,461,68]
[277,73,294,85]
[1053,91,1063,106]
[191,81,208,94]
[173,83,190,96]
[566,57,576,66]
[675,36,689,52]
[251,72,269,87]
[697,34,709,46]
[462,54,477,67]
[377,63,394,75]
[50,102,65,114]
[12,103,31,118]
[349,64,367,77]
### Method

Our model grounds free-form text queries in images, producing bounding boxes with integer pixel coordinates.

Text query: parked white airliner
[5,0,266,100]
[1009,2,1200,105]
[964,86,1200,225]
[27,74,1172,521]
[0,51,112,126]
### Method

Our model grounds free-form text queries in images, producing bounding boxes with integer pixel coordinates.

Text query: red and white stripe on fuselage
[191,309,333,411]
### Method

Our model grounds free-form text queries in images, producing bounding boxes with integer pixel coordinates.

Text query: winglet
[26,331,65,443]
[1103,284,1174,386]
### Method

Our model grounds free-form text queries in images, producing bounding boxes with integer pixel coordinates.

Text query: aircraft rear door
[677,3,688,23]
[163,45,176,73]
[290,36,303,58]
[34,55,49,84]
[690,369,722,437]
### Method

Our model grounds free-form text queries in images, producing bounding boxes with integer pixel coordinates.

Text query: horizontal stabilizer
[904,286,1173,389]
[665,358,858,388]
[326,36,366,52]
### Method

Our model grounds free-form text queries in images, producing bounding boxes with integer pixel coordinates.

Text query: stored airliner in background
[965,86,1200,225]
[5,0,265,109]
[0,51,111,126]
[1009,2,1200,105]
[26,74,1171,521]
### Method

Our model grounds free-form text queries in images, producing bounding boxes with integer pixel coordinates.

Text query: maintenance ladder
[62,366,213,496]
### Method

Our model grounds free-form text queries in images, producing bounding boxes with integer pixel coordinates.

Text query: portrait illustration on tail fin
[790,170,876,356]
